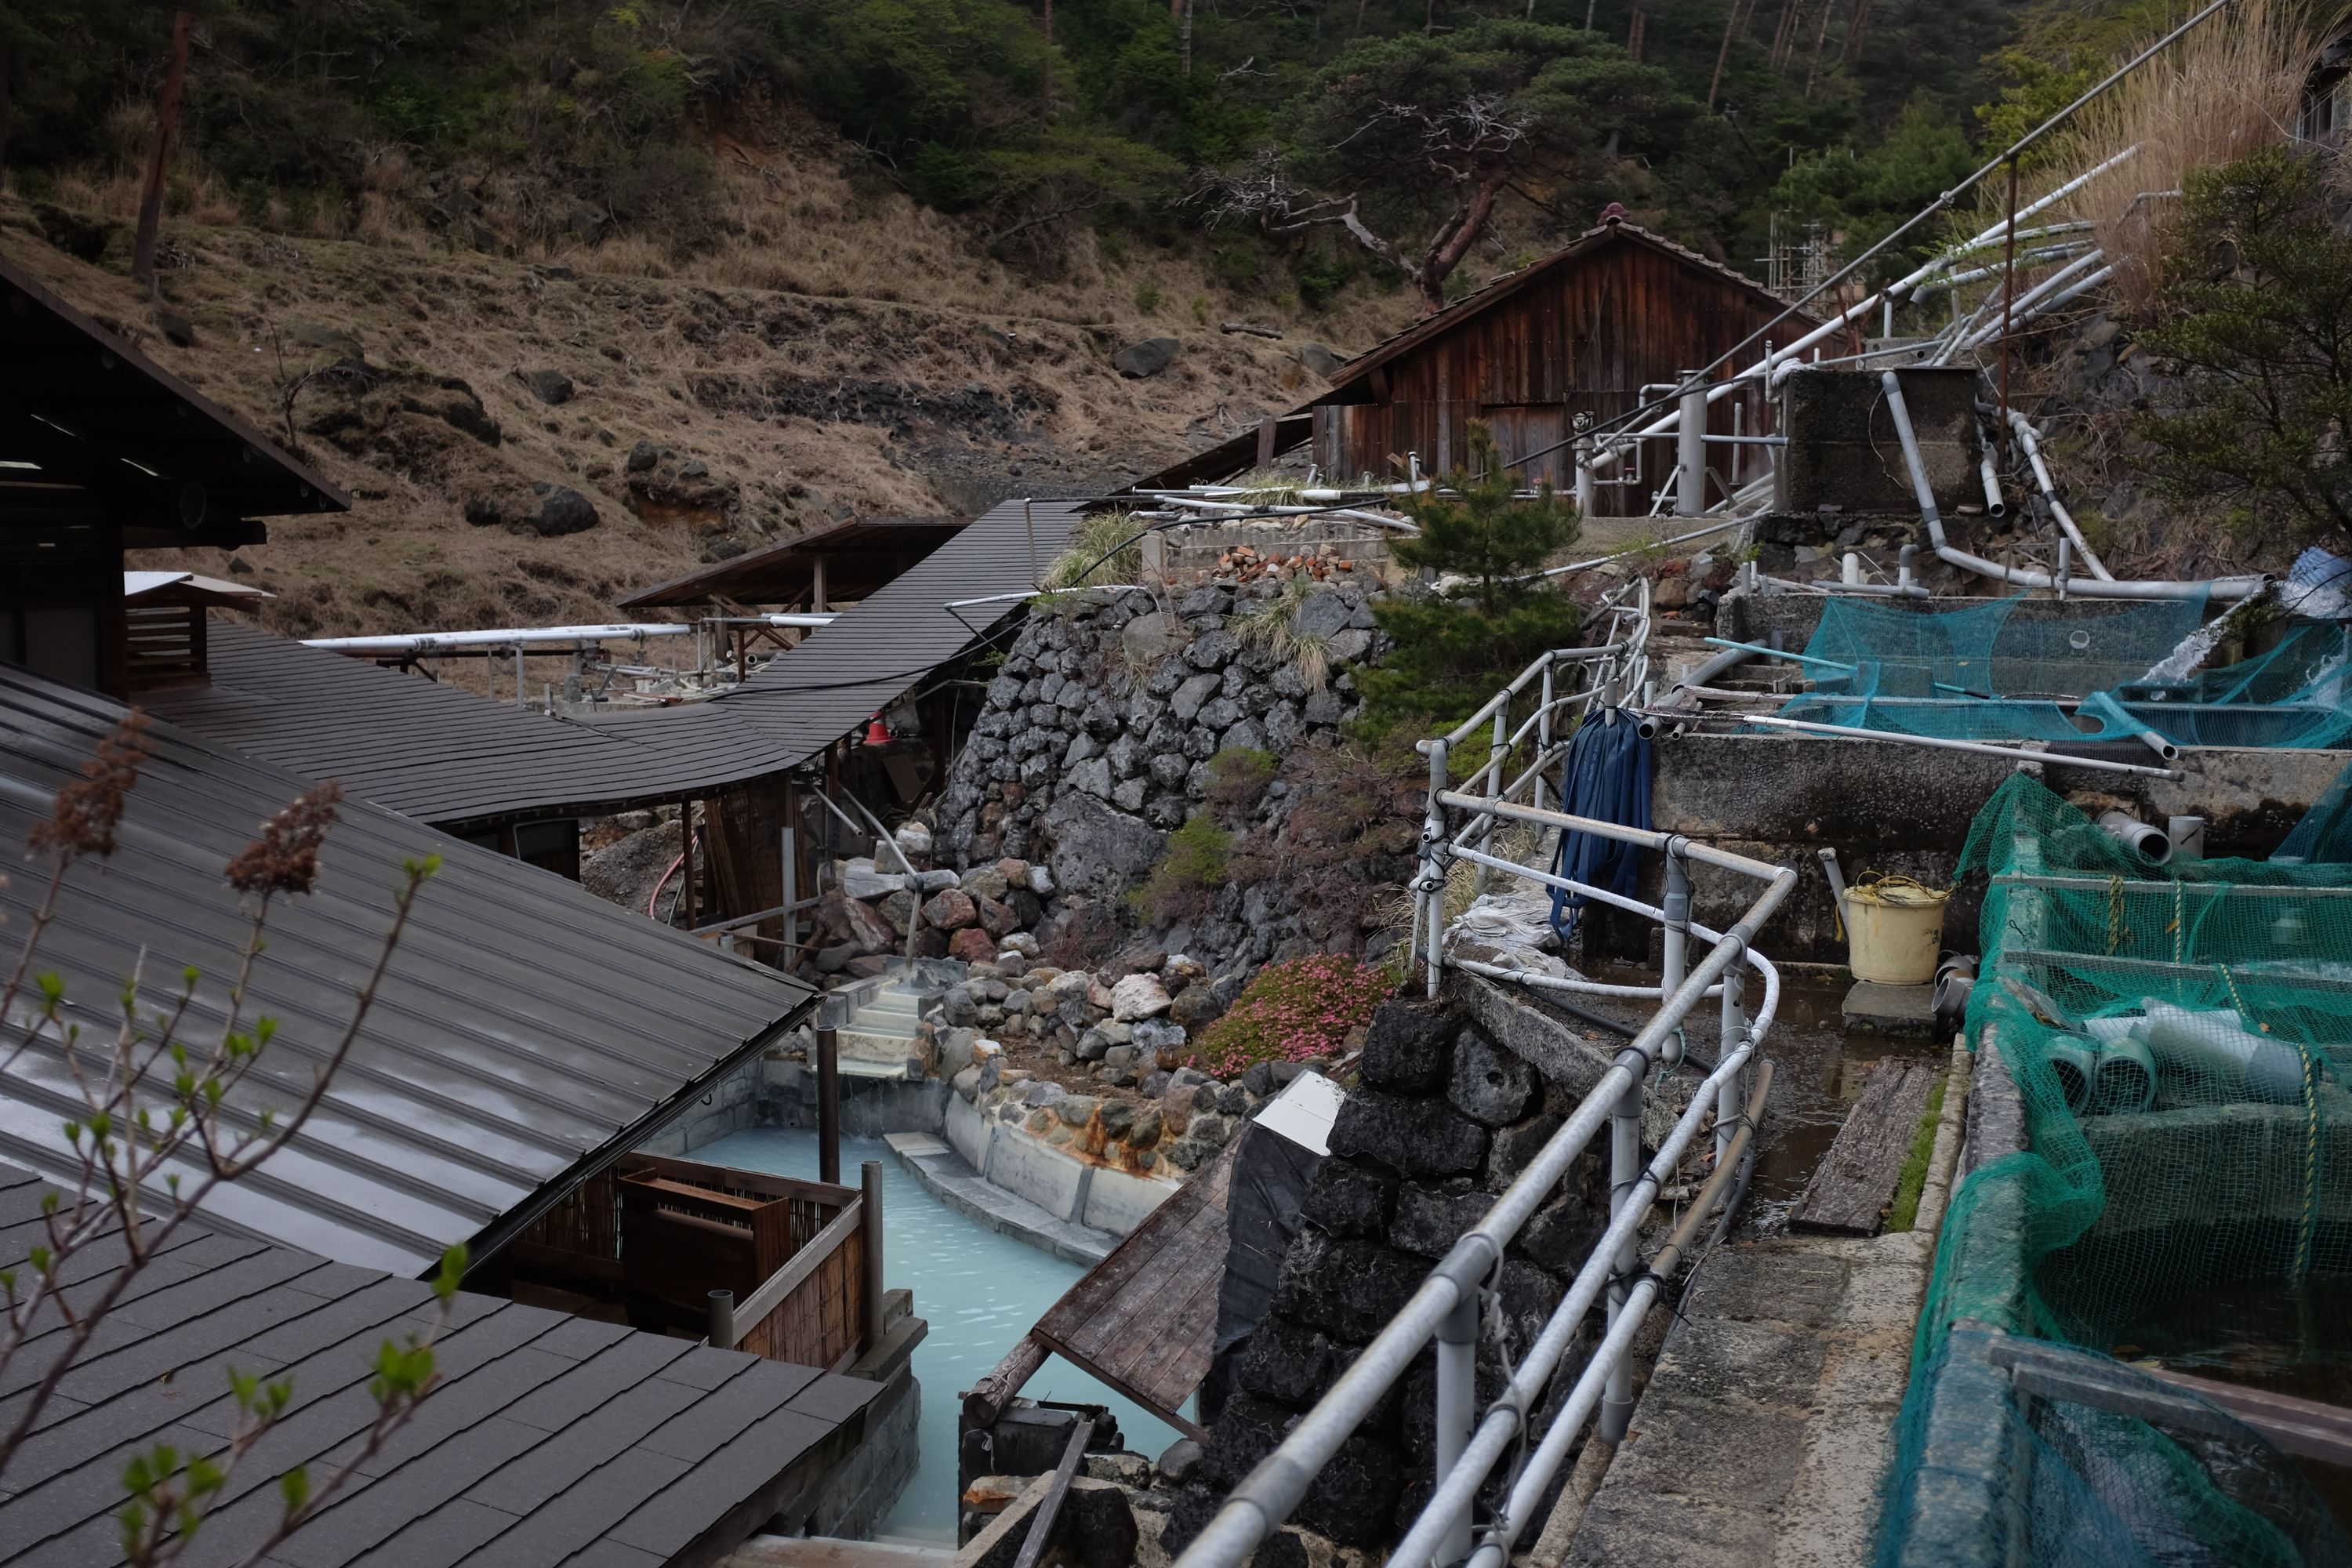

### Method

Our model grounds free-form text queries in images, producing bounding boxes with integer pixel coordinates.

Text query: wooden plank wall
[742,1228,867,1369]
[1311,238,1811,514]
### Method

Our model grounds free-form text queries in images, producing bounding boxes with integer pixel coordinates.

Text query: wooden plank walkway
[1793,1060,1937,1237]
[1028,1145,1237,1439]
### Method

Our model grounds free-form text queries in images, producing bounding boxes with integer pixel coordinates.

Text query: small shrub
[1131,813,1231,925]
[1044,510,1145,590]
[1203,746,1277,823]
[1133,279,1163,313]
[1189,953,1398,1077]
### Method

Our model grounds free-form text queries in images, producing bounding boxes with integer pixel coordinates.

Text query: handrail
[1177,619,1794,1568]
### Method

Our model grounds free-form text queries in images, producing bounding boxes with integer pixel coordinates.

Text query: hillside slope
[5,146,1389,640]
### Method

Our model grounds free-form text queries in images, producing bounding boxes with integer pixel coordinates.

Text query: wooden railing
[515,1151,883,1370]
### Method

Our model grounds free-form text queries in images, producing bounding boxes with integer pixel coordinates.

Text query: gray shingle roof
[0,662,813,1276]
[0,1163,880,1568]
[717,497,1089,754]
[146,623,808,829]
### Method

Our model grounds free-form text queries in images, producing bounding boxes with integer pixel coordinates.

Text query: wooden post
[861,1159,886,1352]
[818,1028,841,1184]
[681,802,699,927]
[965,1333,1051,1427]
[1255,416,1277,469]
[132,12,194,295]
[811,557,829,615]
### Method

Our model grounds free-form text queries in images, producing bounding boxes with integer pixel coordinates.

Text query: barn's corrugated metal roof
[0,1161,880,1568]
[0,662,812,1277]
[146,622,808,828]
[717,497,1091,750]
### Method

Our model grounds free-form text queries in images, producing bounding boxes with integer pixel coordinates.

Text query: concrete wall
[1140,519,1400,586]
[941,1093,1181,1236]
[637,1052,952,1160]
[1775,366,1980,514]
[1647,729,2350,963]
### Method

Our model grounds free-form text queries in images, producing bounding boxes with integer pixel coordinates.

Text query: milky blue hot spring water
[690,1128,1186,1542]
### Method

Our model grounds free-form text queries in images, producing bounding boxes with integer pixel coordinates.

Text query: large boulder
[1113,336,1181,378]
[1042,792,1167,903]
[530,483,600,536]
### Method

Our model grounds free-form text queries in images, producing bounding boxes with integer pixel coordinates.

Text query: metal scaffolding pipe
[2008,410,2114,580]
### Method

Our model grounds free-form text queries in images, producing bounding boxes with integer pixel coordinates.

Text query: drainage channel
[691,1127,1186,1541]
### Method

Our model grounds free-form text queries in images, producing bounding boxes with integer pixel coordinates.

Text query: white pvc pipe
[300,613,837,655]
[1723,710,2183,778]
[1878,371,2265,601]
[2009,410,2114,580]
[1957,251,2109,352]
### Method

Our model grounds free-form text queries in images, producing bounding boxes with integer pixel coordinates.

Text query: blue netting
[1773,594,2352,751]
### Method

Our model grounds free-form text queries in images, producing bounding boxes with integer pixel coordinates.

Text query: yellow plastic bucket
[1839,874,1951,985]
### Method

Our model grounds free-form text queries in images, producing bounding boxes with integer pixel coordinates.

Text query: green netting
[1875,773,2352,1566]
[1774,595,2352,751]
[2277,761,2352,865]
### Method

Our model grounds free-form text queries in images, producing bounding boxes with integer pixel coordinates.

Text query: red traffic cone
[862,713,892,746]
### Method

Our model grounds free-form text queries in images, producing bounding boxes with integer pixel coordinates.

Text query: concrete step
[835,1030,920,1078]
[840,1015,921,1042]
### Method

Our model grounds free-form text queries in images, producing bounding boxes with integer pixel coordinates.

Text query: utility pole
[132,11,193,297]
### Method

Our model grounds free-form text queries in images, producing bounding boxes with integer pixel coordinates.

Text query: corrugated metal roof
[617,515,971,608]
[716,497,1090,754]
[0,662,813,1277]
[146,622,808,828]
[0,1161,882,1568]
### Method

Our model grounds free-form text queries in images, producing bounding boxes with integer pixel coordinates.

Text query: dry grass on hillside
[2000,0,2342,307]
[3,125,1414,643]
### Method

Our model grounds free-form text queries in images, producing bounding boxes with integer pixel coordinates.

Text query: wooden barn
[1301,213,1823,515]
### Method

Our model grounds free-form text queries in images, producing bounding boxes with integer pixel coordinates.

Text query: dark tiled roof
[617,516,972,609]
[717,497,1091,754]
[146,622,808,829]
[0,662,812,1276]
[0,1163,879,1568]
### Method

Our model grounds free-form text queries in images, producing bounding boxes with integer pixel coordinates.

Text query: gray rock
[1186,630,1240,670]
[531,485,599,536]
[1170,672,1222,721]
[1198,695,1243,731]
[1390,1181,1494,1258]
[1024,1080,1069,1107]
[155,309,195,347]
[1069,757,1113,798]
[1123,611,1183,663]
[523,368,575,405]
[841,858,909,898]
[626,439,660,472]
[1112,777,1149,811]
[1114,336,1181,378]
[1294,592,1352,640]
[1043,791,1167,902]
[1326,628,1374,664]
[1361,1000,1454,1094]
[1298,343,1345,378]
[1327,1090,1489,1179]
[1058,1094,1103,1126]
[1447,1029,1541,1126]
[1222,717,1270,756]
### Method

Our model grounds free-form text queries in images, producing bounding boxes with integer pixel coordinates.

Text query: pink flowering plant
[1189,953,1399,1077]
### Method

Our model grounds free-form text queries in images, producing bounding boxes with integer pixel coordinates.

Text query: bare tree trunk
[1179,0,1192,74]
[1626,2,1646,60]
[1839,0,1874,63]
[1425,0,1436,34]
[1354,0,1371,34]
[1802,0,1837,97]
[132,12,193,297]
[1707,0,1750,109]
[1768,0,1800,68]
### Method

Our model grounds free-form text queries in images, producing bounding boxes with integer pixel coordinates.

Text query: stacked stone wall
[1160,991,1617,1561]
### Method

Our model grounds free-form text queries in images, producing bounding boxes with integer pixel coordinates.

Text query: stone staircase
[826,960,967,1079]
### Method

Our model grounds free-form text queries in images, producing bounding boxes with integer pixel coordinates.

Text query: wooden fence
[517,1152,873,1369]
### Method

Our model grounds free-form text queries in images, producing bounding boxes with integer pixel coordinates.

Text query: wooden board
[1026,1145,1237,1437]
[1792,1059,1938,1236]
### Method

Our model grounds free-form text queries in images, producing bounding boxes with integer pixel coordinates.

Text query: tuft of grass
[1130,813,1232,925]
[2009,0,2328,312]
[1203,746,1278,822]
[1885,1073,1951,1233]
[1044,509,1146,590]
[1234,575,1331,691]
[1188,953,1399,1077]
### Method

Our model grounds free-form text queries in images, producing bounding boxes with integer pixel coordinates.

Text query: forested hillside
[2,0,2063,309]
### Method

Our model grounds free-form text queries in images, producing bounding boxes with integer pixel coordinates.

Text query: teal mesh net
[1773,596,2352,751]
[1875,774,2352,1566]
